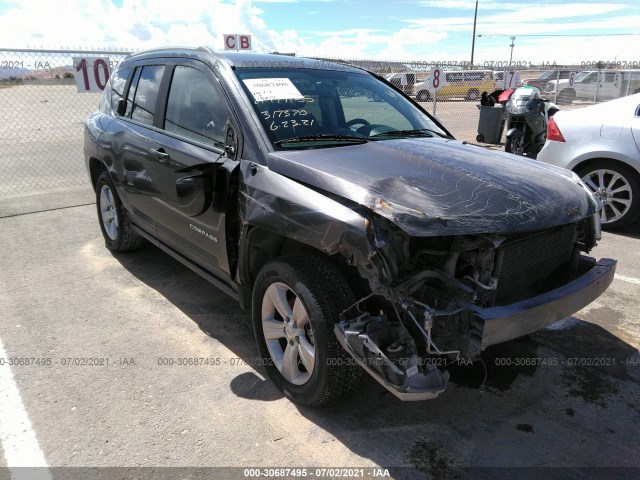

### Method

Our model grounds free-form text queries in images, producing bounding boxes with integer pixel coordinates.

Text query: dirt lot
[0,204,638,480]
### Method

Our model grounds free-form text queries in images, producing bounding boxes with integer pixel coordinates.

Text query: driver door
[146,61,239,281]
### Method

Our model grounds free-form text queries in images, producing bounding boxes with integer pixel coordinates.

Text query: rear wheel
[252,255,361,406]
[466,89,479,101]
[577,161,640,229]
[95,171,143,251]
[416,90,431,102]
[557,89,575,105]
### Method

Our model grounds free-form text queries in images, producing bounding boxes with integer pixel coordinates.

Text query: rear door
[144,60,240,281]
[576,72,599,100]
[596,72,622,101]
[101,64,166,236]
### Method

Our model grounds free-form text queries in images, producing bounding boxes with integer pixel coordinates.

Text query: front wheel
[505,133,524,155]
[577,161,640,229]
[252,255,361,406]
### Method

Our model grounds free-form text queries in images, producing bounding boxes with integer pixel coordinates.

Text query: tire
[252,254,361,406]
[557,89,575,105]
[505,133,524,155]
[577,161,640,230]
[416,90,431,102]
[466,89,479,101]
[95,171,144,251]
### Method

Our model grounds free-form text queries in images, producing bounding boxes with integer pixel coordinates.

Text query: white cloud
[0,0,637,64]
[0,0,285,51]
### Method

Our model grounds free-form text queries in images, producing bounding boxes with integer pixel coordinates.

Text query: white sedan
[537,93,640,229]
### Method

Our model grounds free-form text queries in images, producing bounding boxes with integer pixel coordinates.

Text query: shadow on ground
[113,243,640,480]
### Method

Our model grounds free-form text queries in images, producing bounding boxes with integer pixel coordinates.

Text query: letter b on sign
[239,35,252,50]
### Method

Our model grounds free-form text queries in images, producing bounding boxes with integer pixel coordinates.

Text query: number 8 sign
[430,67,443,92]
[73,57,110,93]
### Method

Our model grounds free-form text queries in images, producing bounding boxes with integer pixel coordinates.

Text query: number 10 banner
[73,57,111,93]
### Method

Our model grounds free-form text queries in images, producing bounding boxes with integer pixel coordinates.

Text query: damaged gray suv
[85,48,616,405]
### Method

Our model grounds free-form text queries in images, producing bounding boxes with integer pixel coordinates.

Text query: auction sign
[73,57,110,93]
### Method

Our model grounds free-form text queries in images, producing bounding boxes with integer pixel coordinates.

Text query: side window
[131,65,165,125]
[125,68,141,118]
[604,72,616,82]
[446,73,462,83]
[164,65,227,148]
[464,72,484,82]
[110,67,130,114]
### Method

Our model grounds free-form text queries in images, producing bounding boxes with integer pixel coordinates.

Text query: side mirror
[176,174,213,217]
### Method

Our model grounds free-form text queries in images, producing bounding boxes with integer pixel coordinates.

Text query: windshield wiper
[274,134,368,145]
[372,128,448,138]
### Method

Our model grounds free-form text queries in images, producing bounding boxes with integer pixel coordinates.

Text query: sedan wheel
[578,162,640,229]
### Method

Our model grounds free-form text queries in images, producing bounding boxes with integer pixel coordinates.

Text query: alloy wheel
[261,282,316,385]
[581,168,633,224]
[99,184,119,240]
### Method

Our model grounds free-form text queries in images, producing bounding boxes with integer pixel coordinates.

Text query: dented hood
[268,138,599,236]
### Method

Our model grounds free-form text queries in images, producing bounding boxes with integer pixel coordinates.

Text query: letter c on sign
[225,35,236,50]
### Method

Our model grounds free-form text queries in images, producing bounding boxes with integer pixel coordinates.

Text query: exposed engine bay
[335,214,611,400]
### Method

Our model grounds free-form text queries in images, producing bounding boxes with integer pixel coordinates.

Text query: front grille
[494,223,577,305]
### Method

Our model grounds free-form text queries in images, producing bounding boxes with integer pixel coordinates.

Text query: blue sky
[0,0,638,64]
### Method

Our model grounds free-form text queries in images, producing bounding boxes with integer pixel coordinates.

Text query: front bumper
[472,257,616,349]
[335,257,616,401]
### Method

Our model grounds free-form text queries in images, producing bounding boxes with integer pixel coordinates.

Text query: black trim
[131,225,239,301]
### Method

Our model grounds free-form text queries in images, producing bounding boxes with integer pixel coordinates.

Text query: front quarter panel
[240,160,372,255]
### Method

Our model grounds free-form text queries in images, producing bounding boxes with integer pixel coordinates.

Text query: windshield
[574,71,592,82]
[538,71,557,80]
[235,67,449,149]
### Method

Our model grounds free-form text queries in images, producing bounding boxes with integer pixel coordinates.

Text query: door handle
[152,148,170,162]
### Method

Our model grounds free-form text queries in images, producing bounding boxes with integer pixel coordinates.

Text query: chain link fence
[331,58,640,142]
[0,48,131,216]
[1,48,639,216]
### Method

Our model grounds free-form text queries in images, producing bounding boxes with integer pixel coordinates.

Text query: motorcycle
[504,86,559,156]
